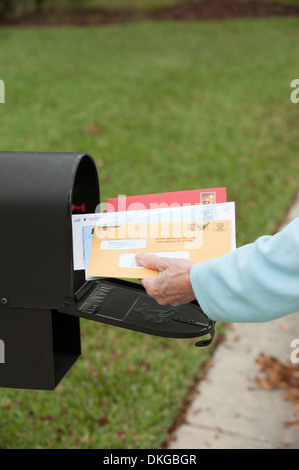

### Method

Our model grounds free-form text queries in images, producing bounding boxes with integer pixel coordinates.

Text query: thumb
[135,253,170,272]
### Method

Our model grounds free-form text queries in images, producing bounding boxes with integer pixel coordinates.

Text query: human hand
[135,253,196,307]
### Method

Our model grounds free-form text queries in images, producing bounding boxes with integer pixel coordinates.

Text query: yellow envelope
[87,219,231,279]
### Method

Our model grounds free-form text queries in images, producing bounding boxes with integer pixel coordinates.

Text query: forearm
[190,217,299,323]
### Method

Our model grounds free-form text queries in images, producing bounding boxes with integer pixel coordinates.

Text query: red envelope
[106,188,226,212]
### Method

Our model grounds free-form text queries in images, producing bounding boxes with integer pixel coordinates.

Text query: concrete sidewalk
[168,193,299,450]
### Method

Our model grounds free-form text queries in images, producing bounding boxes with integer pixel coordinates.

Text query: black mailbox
[0,151,215,391]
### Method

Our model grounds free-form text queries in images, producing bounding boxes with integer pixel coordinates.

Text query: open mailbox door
[59,277,215,348]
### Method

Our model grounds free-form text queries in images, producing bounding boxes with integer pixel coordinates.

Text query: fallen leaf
[254,352,299,425]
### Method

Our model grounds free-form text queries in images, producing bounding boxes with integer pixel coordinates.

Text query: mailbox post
[0,151,215,390]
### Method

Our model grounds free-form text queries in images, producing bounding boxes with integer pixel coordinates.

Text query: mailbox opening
[71,154,100,294]
[71,154,99,215]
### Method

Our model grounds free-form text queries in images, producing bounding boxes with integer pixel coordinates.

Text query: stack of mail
[71,188,236,280]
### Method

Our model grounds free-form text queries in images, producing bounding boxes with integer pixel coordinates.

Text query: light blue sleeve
[190,217,299,323]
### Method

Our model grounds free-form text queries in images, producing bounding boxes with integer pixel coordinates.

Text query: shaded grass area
[2,1,299,29]
[3,0,299,25]
[60,0,179,9]
[0,17,298,448]
[51,0,299,10]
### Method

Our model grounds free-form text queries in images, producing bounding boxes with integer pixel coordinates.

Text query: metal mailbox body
[0,151,99,308]
[0,151,99,389]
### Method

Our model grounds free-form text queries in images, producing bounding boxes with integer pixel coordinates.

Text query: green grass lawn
[0,17,298,449]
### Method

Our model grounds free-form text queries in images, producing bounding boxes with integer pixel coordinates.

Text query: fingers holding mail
[135,253,172,272]
[139,257,196,307]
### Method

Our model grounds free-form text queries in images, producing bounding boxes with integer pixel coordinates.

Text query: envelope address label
[101,238,147,250]
[119,250,190,268]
